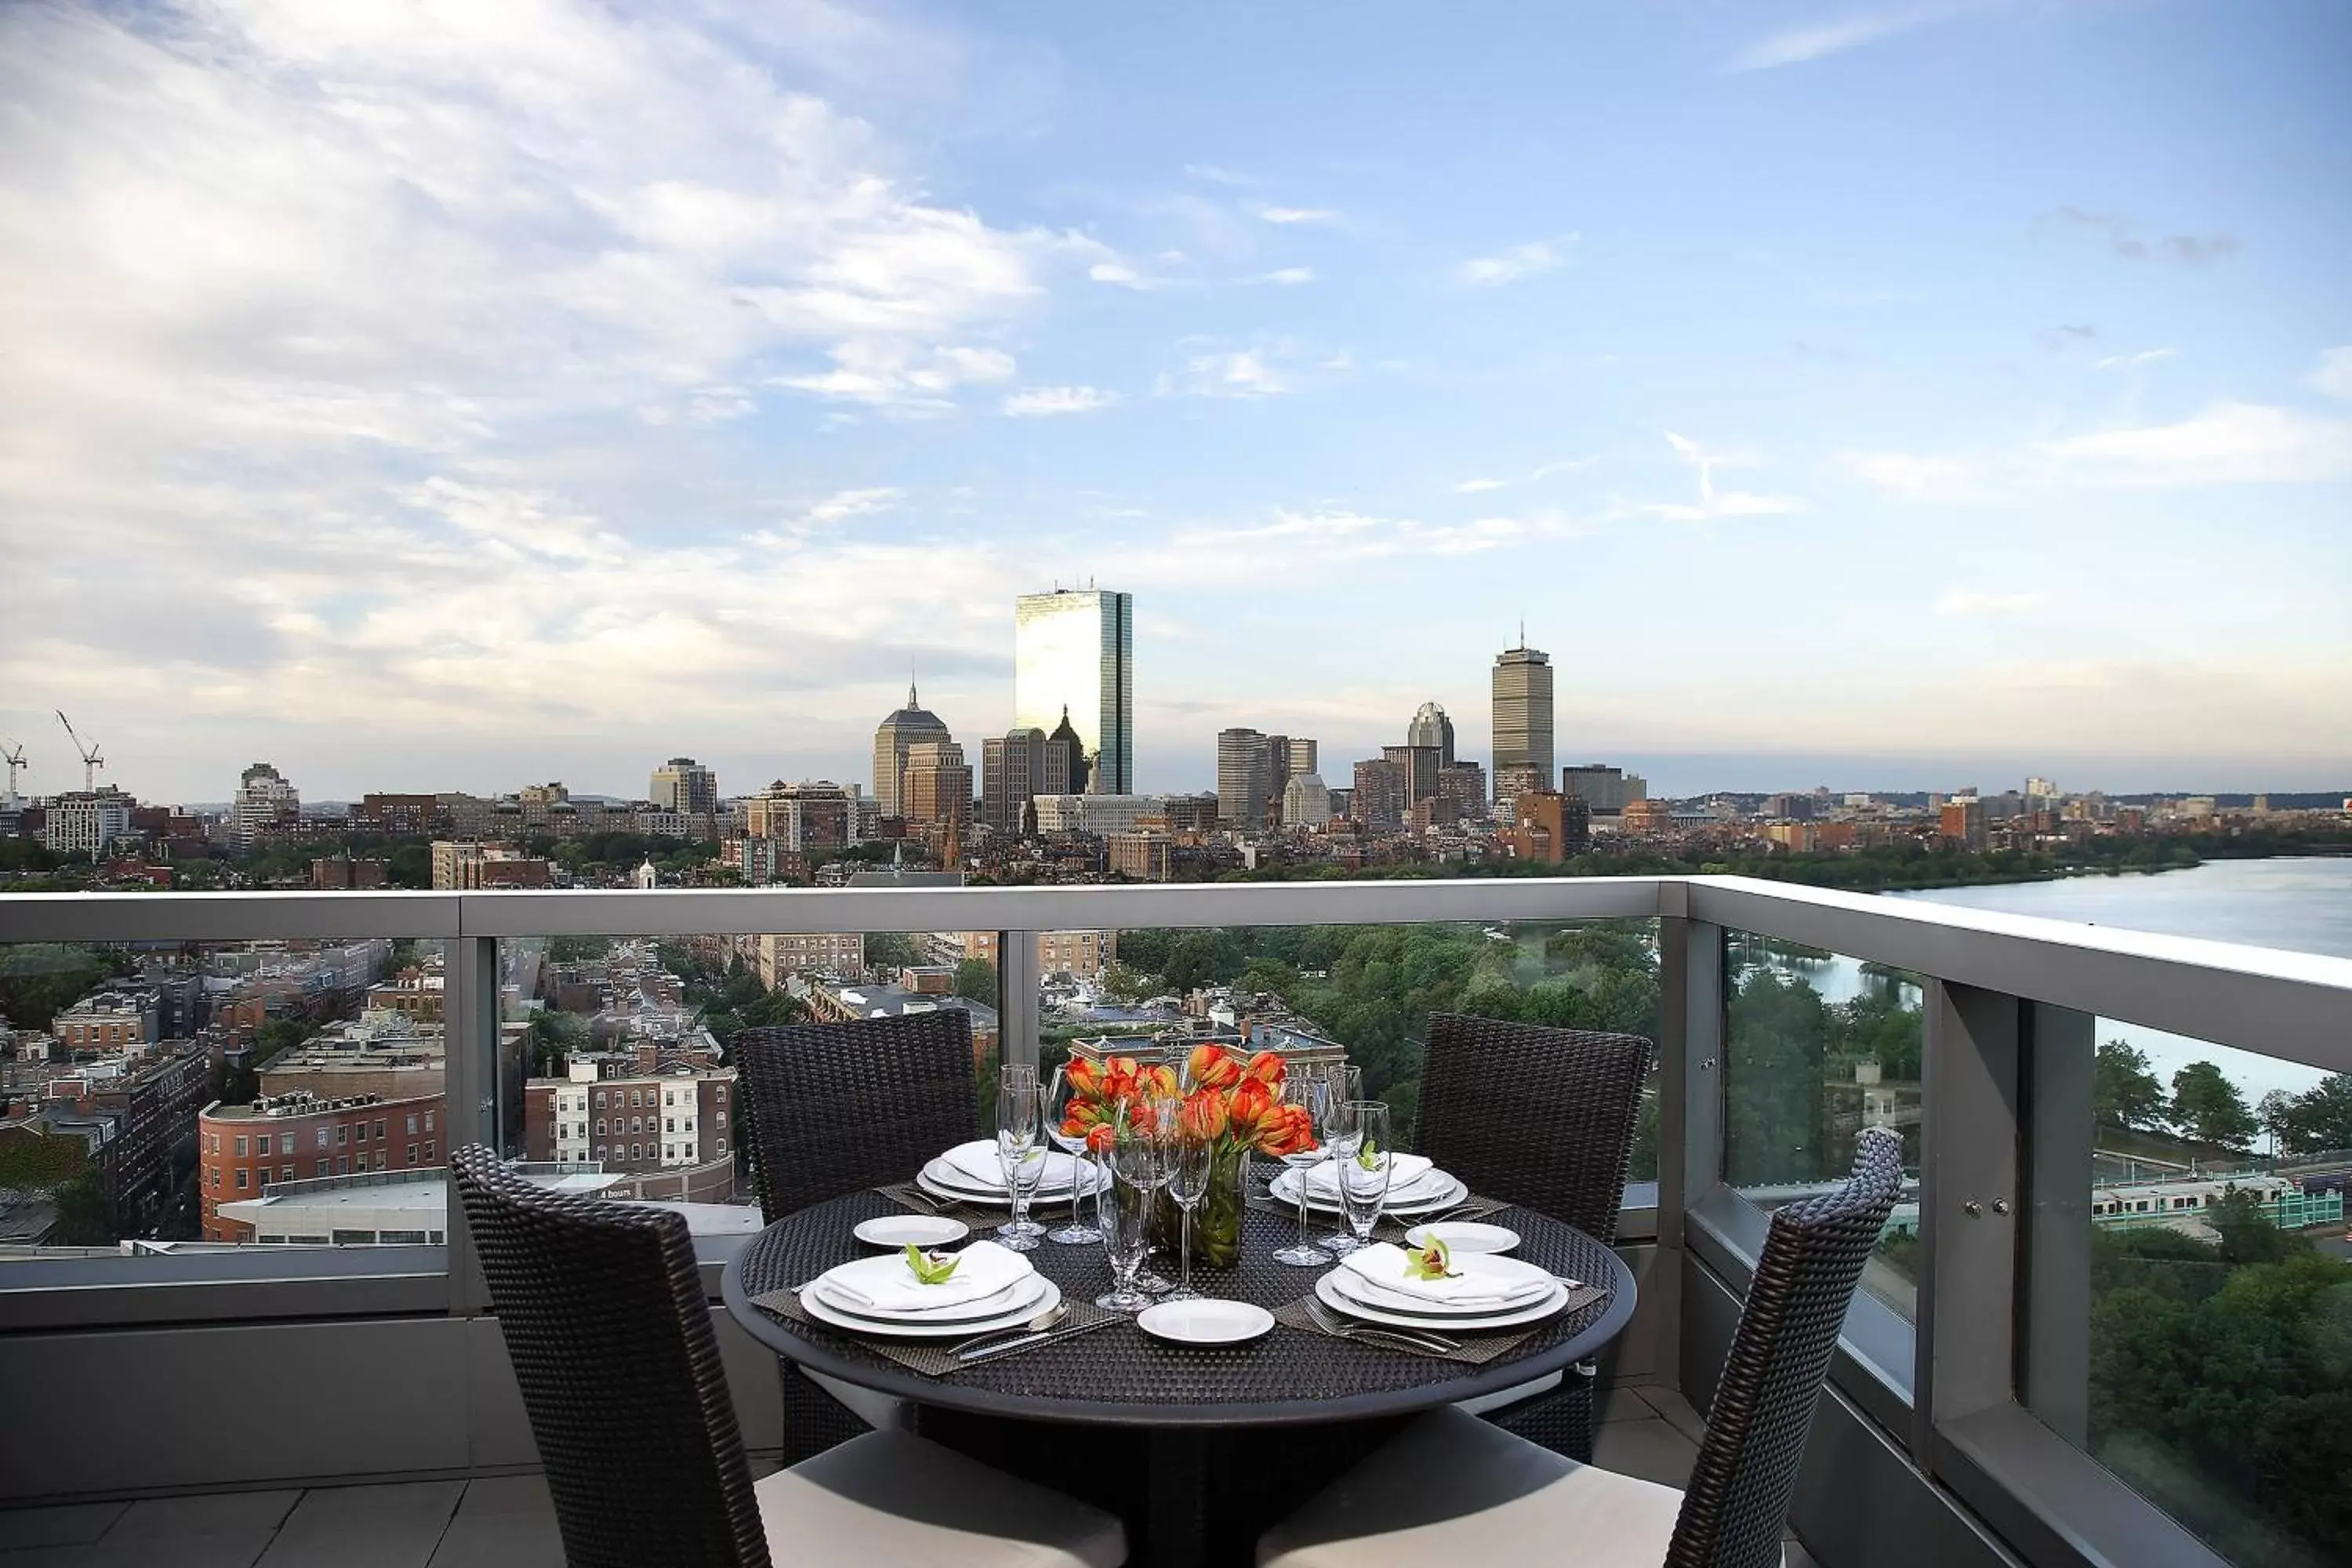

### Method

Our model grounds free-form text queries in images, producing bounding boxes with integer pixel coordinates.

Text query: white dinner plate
[1327,1251,1557,1319]
[922,1158,1099,1200]
[801,1276,1062,1339]
[1268,1170,1468,1216]
[1402,1221,1519,1255]
[1138,1298,1275,1346]
[853,1214,971,1249]
[1314,1269,1567,1334]
[808,1266,1047,1327]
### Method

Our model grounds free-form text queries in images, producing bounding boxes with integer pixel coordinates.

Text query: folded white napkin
[941,1138,1085,1192]
[1339,1242,1555,1311]
[818,1239,1035,1315]
[1303,1151,1437,1201]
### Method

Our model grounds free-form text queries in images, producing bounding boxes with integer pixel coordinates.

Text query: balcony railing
[2,875,2347,1568]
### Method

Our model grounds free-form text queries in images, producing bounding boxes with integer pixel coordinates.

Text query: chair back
[1666,1127,1905,1568]
[1416,1014,1653,1243]
[734,1011,978,1220]
[450,1145,770,1568]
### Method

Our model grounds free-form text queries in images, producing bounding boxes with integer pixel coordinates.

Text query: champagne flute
[1313,1065,1363,1254]
[995,1066,1044,1250]
[1043,1063,1100,1245]
[1165,1123,1213,1301]
[1271,1072,1330,1267]
[1333,1100,1392,1255]
[1132,1083,1180,1295]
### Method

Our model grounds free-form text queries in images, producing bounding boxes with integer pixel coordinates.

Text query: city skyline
[2,2,2349,802]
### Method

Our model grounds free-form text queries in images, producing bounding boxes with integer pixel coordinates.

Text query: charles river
[1787,856,2352,1105]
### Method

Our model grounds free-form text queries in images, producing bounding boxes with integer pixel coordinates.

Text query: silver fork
[1306,1298,1461,1356]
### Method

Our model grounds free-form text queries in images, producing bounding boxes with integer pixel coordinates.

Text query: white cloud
[2042,403,2352,485]
[1254,267,1316,285]
[1003,385,1120,417]
[2095,348,2178,371]
[774,342,1017,409]
[1457,237,1576,288]
[1167,350,1289,397]
[2311,347,2352,400]
[1088,261,1156,289]
[1934,589,2044,619]
[1727,4,1988,73]
[1642,431,1803,521]
[1842,451,1974,500]
[800,488,903,526]
[1453,478,1509,494]
[1251,204,1338,225]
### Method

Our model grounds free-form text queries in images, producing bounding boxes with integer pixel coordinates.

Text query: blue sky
[1,0,2347,804]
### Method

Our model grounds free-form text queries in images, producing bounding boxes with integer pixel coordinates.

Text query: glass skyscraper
[1014,589,1134,796]
[1491,640,1554,804]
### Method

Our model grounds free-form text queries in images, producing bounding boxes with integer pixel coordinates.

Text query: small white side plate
[1137,1298,1276,1346]
[854,1214,970,1249]
[1403,1221,1519,1255]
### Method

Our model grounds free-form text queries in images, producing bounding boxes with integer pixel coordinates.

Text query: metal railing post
[1917,978,2023,1458]
[444,931,501,1315]
[998,931,1040,1073]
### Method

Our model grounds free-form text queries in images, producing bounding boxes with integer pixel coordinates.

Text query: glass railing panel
[0,934,448,1258]
[1066,918,1661,1187]
[1721,930,1923,1320]
[492,930,1002,1236]
[2025,1004,2350,1568]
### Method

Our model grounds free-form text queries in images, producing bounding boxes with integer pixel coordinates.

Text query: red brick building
[198,1090,445,1240]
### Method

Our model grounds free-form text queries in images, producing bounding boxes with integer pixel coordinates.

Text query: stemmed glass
[995,1065,1046,1250]
[1333,1100,1392,1256]
[1312,1065,1364,1254]
[1272,1072,1331,1267]
[1095,1115,1157,1313]
[1131,1083,1180,1295]
[1164,1122,1213,1301]
[1043,1063,1100,1245]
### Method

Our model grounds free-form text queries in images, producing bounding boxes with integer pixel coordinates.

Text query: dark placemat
[871,1181,996,1224]
[1245,1189,1514,1242]
[1272,1277,1610,1367]
[751,1283,1127,1378]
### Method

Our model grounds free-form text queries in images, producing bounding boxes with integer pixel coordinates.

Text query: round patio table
[721,1185,1637,1568]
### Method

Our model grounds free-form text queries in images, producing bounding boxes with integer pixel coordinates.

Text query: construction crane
[55,710,104,793]
[1,739,23,809]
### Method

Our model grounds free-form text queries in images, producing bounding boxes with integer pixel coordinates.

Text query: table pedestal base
[915,1408,1405,1568]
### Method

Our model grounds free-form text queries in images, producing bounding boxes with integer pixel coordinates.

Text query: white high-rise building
[1014,589,1134,796]
[231,762,299,846]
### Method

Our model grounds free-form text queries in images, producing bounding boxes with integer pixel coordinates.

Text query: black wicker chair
[452,1145,1125,1568]
[1258,1127,1906,1568]
[735,1012,980,1461]
[1414,1014,1653,1461]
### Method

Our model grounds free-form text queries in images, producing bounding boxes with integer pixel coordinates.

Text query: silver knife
[955,1315,1119,1363]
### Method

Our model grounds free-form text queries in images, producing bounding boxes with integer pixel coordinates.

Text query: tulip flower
[1242,1050,1286,1087]
[1186,1044,1243,1092]
[1178,1087,1229,1143]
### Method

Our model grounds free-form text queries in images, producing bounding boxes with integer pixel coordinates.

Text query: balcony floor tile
[424,1477,561,1568]
[253,1482,463,1568]
[0,1503,125,1549]
[78,1490,300,1568]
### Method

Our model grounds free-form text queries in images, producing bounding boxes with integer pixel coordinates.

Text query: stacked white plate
[1313,1242,1570,1332]
[915,1139,1102,1209]
[799,1240,1063,1339]
[1266,1152,1468,1218]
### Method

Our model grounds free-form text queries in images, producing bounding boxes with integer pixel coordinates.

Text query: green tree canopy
[953,957,997,1006]
[2170,1060,2258,1149]
[2095,1040,2169,1131]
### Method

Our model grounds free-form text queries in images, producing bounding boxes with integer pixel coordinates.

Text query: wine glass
[1312,1065,1363,1254]
[1271,1071,1330,1267]
[1131,1082,1180,1295]
[1333,1100,1392,1255]
[1043,1063,1101,1245]
[1164,1123,1213,1301]
[1094,1145,1154,1314]
[995,1066,1045,1250]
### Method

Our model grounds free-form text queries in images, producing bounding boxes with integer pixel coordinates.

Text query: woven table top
[721,1185,1637,1429]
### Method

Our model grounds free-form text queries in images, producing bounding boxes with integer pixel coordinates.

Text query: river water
[1779,857,2351,1105]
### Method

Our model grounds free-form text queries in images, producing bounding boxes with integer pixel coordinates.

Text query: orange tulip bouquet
[1062,1044,1316,1269]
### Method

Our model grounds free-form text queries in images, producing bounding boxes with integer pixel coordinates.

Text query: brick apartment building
[522,1064,738,1199]
[198,1090,445,1241]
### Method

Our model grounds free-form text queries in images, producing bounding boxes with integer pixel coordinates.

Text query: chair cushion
[1260,1406,1759,1568]
[759,1428,1127,1566]
[806,1368,914,1432]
